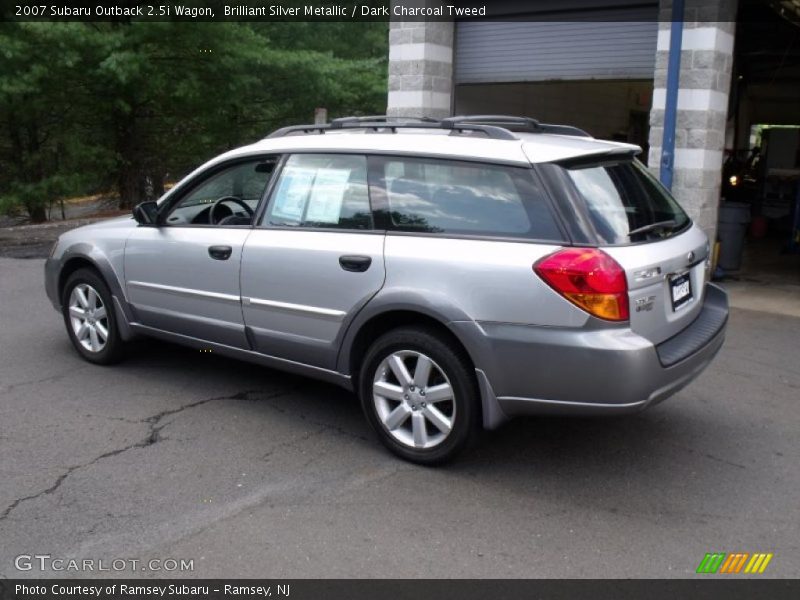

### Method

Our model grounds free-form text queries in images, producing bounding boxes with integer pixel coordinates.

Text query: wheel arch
[58,256,102,301]
[56,246,135,341]
[337,292,510,431]
[57,245,125,300]
[343,308,477,384]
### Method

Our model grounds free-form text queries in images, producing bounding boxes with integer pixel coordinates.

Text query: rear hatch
[553,158,709,345]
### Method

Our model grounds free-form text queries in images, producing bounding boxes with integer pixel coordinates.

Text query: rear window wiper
[627,219,677,238]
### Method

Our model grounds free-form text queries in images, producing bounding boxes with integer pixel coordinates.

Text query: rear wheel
[359,327,479,465]
[62,268,125,364]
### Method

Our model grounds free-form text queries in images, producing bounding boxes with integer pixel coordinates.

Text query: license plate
[670,272,693,310]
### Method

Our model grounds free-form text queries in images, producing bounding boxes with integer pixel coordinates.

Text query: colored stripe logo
[696,552,773,574]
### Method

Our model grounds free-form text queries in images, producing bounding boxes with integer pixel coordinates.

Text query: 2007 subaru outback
[45,116,729,464]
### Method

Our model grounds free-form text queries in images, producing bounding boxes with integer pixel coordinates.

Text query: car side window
[165,159,276,226]
[379,157,563,240]
[263,154,372,230]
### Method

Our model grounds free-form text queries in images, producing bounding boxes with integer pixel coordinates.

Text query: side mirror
[133,201,159,225]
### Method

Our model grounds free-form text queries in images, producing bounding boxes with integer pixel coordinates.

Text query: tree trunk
[27,204,47,223]
[150,170,166,200]
[114,106,144,210]
[118,167,144,210]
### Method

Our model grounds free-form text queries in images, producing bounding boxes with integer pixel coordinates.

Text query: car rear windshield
[564,160,691,245]
[378,157,564,241]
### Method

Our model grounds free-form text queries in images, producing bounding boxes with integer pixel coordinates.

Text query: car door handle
[208,245,232,260]
[339,255,372,272]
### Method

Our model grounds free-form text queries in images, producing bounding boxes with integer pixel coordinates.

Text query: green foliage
[0,21,388,218]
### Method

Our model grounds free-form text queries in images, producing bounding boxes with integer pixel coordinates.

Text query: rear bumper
[454,283,728,420]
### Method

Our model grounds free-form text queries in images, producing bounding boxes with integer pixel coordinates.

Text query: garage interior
[453,14,658,153]
[728,0,800,284]
[452,0,799,284]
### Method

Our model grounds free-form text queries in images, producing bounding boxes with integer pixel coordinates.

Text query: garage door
[455,8,659,84]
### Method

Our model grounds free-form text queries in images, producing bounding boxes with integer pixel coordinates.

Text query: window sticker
[305,168,350,224]
[270,166,316,222]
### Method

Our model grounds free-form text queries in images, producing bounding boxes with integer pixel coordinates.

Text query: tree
[0,21,388,217]
[0,23,110,221]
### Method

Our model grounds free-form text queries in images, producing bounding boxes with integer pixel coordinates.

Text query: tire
[61,268,125,365]
[359,326,479,465]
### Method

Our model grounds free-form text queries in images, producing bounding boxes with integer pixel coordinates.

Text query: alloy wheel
[68,283,109,353]
[372,350,456,450]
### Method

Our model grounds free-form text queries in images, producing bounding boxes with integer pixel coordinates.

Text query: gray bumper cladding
[464,283,729,419]
[656,284,728,367]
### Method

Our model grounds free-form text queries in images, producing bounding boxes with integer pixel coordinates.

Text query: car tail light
[534,248,629,321]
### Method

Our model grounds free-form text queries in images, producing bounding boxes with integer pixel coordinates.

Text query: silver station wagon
[45,116,729,464]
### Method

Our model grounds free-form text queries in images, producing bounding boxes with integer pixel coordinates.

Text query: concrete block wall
[648,0,738,243]
[387,21,454,118]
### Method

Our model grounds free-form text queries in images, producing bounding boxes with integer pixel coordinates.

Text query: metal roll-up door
[455,8,659,84]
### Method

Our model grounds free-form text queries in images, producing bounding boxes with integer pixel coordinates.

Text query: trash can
[717,202,751,271]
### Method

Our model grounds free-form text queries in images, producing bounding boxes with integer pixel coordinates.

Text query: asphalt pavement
[0,257,798,578]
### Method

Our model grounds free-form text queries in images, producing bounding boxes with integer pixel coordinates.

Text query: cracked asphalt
[0,257,798,578]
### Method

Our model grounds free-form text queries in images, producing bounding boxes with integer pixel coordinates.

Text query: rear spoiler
[549,146,641,168]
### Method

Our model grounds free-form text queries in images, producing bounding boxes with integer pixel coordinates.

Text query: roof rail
[441,115,540,128]
[266,119,518,140]
[329,115,439,127]
[443,115,592,138]
[533,123,593,138]
[266,114,591,140]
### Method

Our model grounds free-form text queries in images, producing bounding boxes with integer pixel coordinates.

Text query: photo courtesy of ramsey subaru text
[44,116,729,464]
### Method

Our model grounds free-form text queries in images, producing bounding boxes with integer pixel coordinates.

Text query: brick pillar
[648,0,737,243]
[387,20,454,119]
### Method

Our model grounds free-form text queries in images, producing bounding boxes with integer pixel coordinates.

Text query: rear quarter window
[564,160,691,245]
[377,157,563,241]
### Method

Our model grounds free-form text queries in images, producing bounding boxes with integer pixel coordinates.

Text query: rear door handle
[208,245,232,260]
[339,255,372,272]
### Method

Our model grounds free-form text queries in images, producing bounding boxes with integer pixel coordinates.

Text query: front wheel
[359,327,479,465]
[62,268,125,365]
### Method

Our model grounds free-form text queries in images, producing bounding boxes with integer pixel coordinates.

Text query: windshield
[564,160,690,244]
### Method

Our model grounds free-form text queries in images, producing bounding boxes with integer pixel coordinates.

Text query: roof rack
[267,119,518,140]
[266,115,591,140]
[329,115,439,127]
[442,115,540,128]
[442,115,592,138]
